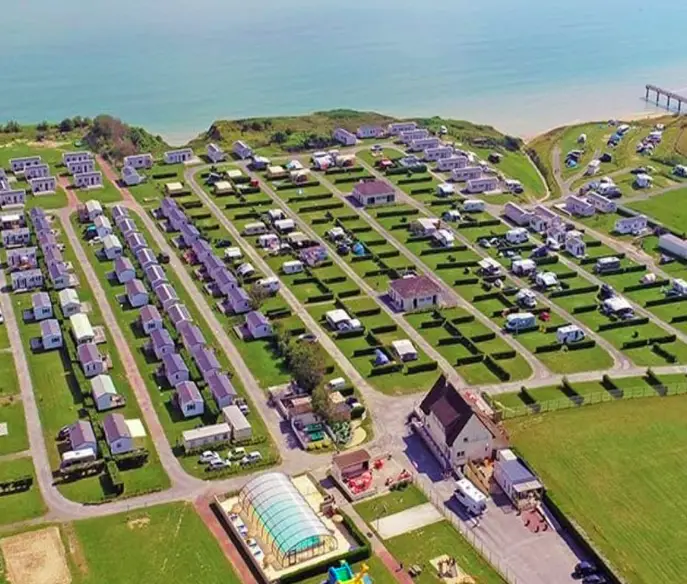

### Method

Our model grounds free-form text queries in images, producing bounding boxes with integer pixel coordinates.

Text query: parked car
[199,451,220,464]
[582,576,606,584]
[215,239,232,248]
[208,459,231,471]
[56,425,71,441]
[229,447,246,460]
[247,451,262,462]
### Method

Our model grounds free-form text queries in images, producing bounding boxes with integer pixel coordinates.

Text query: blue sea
[2,0,687,143]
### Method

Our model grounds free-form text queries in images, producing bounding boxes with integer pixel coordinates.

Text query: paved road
[183,165,397,446]
[353,157,627,374]
[311,170,550,383]
[98,157,326,471]
[239,162,467,389]
[58,208,201,492]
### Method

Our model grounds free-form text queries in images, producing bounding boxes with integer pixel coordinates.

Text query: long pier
[645,84,686,113]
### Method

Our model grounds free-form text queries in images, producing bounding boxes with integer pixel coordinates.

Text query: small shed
[332,449,371,482]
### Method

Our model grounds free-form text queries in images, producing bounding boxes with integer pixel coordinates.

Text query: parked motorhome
[454,478,487,515]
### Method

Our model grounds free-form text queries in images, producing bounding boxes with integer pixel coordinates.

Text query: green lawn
[508,393,687,584]
[74,210,279,477]
[67,502,240,584]
[0,398,28,456]
[355,484,428,524]
[0,457,46,525]
[383,521,506,584]
[0,353,19,397]
[629,186,687,235]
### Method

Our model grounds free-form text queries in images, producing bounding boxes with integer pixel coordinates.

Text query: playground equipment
[327,561,372,584]
[430,555,475,584]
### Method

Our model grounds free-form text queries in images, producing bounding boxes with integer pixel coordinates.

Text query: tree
[272,322,292,358]
[3,120,20,133]
[289,342,325,392]
[271,131,287,145]
[36,121,49,131]
[311,384,332,421]
[59,118,74,133]
[247,282,269,310]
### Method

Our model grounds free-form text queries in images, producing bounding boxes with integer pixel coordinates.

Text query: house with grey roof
[203,254,225,279]
[59,288,81,317]
[225,287,251,314]
[31,292,53,321]
[175,381,204,418]
[91,375,124,412]
[78,343,104,378]
[10,268,43,291]
[161,353,190,385]
[139,305,163,335]
[190,239,213,265]
[156,284,179,311]
[103,413,133,454]
[111,205,129,224]
[214,268,237,296]
[207,372,237,409]
[125,231,147,254]
[168,303,193,330]
[144,264,167,290]
[135,247,158,270]
[191,346,221,382]
[232,140,253,160]
[84,200,103,221]
[149,328,175,360]
[94,215,113,238]
[37,231,58,253]
[118,218,138,237]
[68,420,97,453]
[164,148,193,165]
[102,234,123,260]
[126,279,149,308]
[47,260,70,290]
[40,319,63,350]
[245,310,272,339]
[179,223,201,247]
[121,165,143,186]
[207,143,226,163]
[7,246,38,271]
[114,256,136,284]
[178,321,206,353]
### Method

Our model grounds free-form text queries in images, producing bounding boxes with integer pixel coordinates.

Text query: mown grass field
[629,186,687,235]
[508,395,687,584]
[0,457,46,525]
[355,484,428,524]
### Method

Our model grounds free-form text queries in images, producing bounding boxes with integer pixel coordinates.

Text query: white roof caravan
[454,478,487,515]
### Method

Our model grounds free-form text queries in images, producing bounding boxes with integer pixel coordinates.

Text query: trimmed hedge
[471,332,497,343]
[451,315,476,325]
[653,343,677,363]
[484,355,511,381]
[645,295,687,307]
[490,350,517,360]
[369,363,404,376]
[370,324,398,335]
[573,304,598,314]
[550,285,599,298]
[438,336,465,346]
[420,319,445,329]
[335,328,365,339]
[375,208,419,218]
[276,180,321,190]
[306,293,334,303]
[456,355,485,366]
[407,360,439,374]
[299,202,344,214]
[598,317,649,331]
[568,339,597,350]
[337,289,361,299]
[623,279,668,293]
[453,277,480,286]
[535,343,562,354]
[672,314,687,323]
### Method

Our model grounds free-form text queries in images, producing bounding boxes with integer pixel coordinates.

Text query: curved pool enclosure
[238,472,338,565]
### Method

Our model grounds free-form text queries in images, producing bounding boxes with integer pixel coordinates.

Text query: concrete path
[358,156,627,373]
[57,209,200,492]
[316,169,551,382]
[0,449,31,463]
[183,165,391,445]
[97,156,324,470]
[241,164,467,389]
[373,502,444,539]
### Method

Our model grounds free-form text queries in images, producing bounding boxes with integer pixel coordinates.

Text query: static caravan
[244,222,267,235]
[437,156,468,172]
[408,137,440,152]
[586,159,601,176]
[595,256,621,274]
[282,260,304,274]
[462,199,485,213]
[454,478,487,516]
[505,228,529,245]
[466,177,499,194]
[505,312,536,332]
[556,324,585,345]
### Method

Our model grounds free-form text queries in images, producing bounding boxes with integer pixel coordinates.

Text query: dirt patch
[0,527,71,584]
[61,524,88,577]
[0,395,18,407]
[126,516,150,530]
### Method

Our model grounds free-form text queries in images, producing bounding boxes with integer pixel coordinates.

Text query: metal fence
[492,380,687,419]
[412,473,522,584]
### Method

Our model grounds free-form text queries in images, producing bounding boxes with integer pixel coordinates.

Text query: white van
[505,312,536,332]
[454,478,487,515]
[463,199,485,213]
[60,448,96,469]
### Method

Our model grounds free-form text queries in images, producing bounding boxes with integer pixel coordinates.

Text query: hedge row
[437,260,478,269]
[471,332,497,343]
[598,317,649,331]
[337,289,361,299]
[454,277,480,286]
[456,219,501,228]
[287,193,332,204]
[622,334,677,349]
[375,208,420,218]
[456,354,485,366]
[484,356,511,381]
[306,293,334,304]
[491,350,517,360]
[276,180,321,190]
[369,363,404,376]
[623,279,668,293]
[573,304,598,314]
[653,343,677,363]
[386,165,426,175]
[407,360,439,374]
[299,202,344,214]
[645,295,687,308]
[335,175,372,184]
[550,285,599,298]
[371,324,398,335]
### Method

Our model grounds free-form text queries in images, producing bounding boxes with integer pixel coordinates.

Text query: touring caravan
[454,478,487,515]
[505,312,536,332]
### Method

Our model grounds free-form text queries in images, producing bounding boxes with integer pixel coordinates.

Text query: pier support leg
[656,91,660,105]
[668,96,671,110]
[646,87,650,100]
